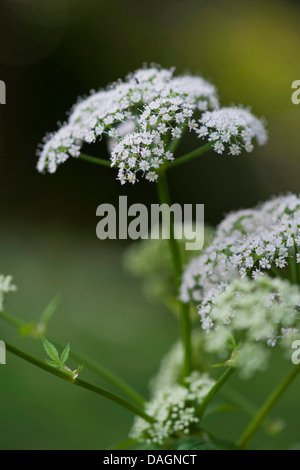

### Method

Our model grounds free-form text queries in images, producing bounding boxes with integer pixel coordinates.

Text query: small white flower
[214,141,225,154]
[130,371,215,445]
[171,127,182,138]
[145,171,158,182]
[0,274,17,311]
[180,194,300,316]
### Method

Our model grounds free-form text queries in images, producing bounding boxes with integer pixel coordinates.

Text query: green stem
[167,124,188,154]
[78,153,111,167]
[0,310,144,406]
[290,246,299,285]
[196,367,235,419]
[156,171,192,377]
[0,310,23,328]
[237,363,300,449]
[5,342,154,423]
[165,143,212,170]
[58,345,145,406]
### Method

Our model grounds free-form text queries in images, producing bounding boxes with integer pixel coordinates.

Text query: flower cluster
[180,194,300,331]
[150,330,207,395]
[37,66,267,184]
[202,276,300,378]
[196,107,267,155]
[37,66,218,181]
[130,371,215,445]
[0,274,16,311]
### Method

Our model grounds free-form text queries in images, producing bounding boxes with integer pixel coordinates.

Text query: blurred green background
[1,0,300,449]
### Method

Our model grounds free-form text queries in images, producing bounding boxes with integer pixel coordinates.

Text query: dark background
[0,0,300,449]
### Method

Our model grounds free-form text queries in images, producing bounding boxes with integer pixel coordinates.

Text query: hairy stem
[237,363,300,449]
[5,342,154,423]
[0,310,144,406]
[156,171,192,377]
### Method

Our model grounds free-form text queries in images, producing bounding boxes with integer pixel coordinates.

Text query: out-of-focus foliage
[1,0,300,451]
[124,224,214,315]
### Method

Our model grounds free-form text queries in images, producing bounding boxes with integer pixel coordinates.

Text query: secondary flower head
[180,194,300,319]
[37,66,267,184]
[130,371,215,445]
[0,274,16,311]
[202,276,300,378]
[150,330,207,395]
[196,107,267,155]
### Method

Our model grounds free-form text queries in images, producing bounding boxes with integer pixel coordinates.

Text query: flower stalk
[5,342,154,423]
[156,170,192,378]
[0,310,144,406]
[237,363,300,449]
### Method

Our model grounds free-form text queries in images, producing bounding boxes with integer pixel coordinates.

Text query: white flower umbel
[180,194,300,322]
[0,274,16,311]
[37,66,219,183]
[196,107,267,155]
[202,276,300,378]
[150,330,206,395]
[130,371,215,445]
[37,66,268,184]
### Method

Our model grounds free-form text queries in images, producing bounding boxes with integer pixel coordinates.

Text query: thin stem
[237,363,300,449]
[165,142,212,170]
[0,310,23,328]
[0,310,144,406]
[289,246,299,285]
[78,153,111,167]
[57,345,145,406]
[5,342,154,423]
[196,367,235,419]
[167,124,188,154]
[156,171,192,377]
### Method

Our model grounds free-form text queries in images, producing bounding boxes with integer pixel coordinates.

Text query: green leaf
[41,336,60,363]
[60,343,70,363]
